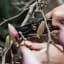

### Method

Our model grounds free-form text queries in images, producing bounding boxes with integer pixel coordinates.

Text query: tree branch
[20,1,37,26]
[0,8,28,27]
[39,10,51,64]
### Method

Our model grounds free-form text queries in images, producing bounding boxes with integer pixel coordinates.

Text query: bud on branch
[8,23,19,42]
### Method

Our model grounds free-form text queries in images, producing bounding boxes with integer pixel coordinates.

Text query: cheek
[53,15,63,21]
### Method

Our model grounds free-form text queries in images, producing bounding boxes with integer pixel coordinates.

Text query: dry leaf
[36,21,45,38]
[5,35,10,48]
[5,35,13,48]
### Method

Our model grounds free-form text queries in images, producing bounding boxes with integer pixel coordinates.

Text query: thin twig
[39,9,51,64]
[12,0,35,12]
[2,40,13,64]
[11,50,14,64]
[22,0,35,11]
[52,41,64,54]
[20,1,37,26]
[19,31,29,47]
[2,46,11,64]
[13,5,22,11]
[0,8,28,27]
[19,31,26,40]
[36,0,51,63]
[40,10,52,40]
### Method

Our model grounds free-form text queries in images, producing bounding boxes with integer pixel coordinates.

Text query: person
[20,4,64,64]
[46,4,64,34]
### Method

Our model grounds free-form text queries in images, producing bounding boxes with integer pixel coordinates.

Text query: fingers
[20,41,31,53]
[27,43,43,50]
[20,40,44,50]
[46,10,53,19]
[20,40,32,46]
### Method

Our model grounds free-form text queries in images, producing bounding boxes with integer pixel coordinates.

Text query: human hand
[20,40,64,64]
